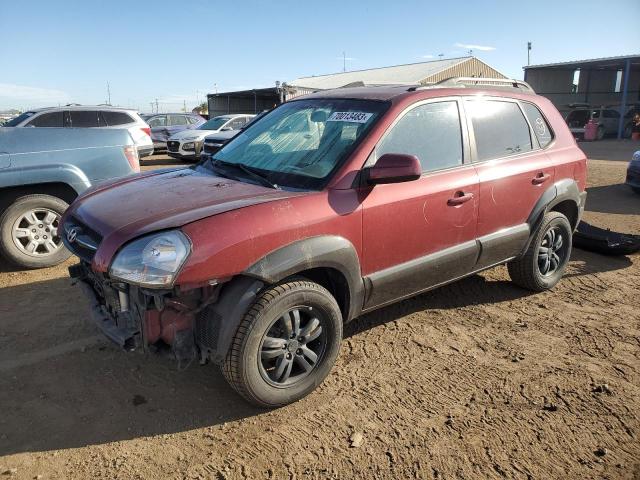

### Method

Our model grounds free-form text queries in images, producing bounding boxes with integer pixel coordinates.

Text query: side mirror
[366,153,421,185]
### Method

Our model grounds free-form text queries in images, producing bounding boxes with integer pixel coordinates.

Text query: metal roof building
[207,57,506,118]
[524,54,640,138]
[290,56,507,89]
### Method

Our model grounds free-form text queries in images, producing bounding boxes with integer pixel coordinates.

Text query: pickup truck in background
[0,127,140,268]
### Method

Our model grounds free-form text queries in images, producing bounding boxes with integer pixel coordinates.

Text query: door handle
[532,172,551,185]
[447,191,474,206]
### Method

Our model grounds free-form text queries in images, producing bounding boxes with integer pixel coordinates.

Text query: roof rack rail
[409,77,535,93]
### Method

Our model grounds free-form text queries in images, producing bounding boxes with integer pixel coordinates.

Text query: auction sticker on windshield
[327,112,373,123]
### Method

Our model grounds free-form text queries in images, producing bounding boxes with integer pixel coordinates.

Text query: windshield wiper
[211,159,280,190]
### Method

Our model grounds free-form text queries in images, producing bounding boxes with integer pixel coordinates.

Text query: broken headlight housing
[110,230,191,287]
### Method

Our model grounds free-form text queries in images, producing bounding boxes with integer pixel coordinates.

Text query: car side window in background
[229,118,245,130]
[467,100,532,161]
[377,101,463,172]
[521,103,553,148]
[69,111,99,127]
[603,110,620,119]
[169,115,188,126]
[147,116,166,127]
[101,111,133,126]
[188,116,201,125]
[26,111,65,127]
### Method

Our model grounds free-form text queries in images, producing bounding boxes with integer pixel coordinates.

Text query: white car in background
[3,106,154,157]
[166,114,255,160]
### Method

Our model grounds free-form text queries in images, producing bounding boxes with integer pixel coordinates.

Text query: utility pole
[438,53,444,59]
[468,49,473,56]
[343,51,346,72]
[527,41,532,66]
[155,98,159,113]
[183,99,186,112]
[106,82,111,105]
[150,102,154,114]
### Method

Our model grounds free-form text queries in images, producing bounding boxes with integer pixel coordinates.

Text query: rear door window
[68,110,99,127]
[168,115,188,126]
[466,100,533,161]
[147,115,166,127]
[101,111,134,126]
[376,100,463,172]
[26,111,65,127]
[521,103,553,148]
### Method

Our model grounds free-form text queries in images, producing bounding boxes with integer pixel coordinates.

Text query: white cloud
[0,83,70,108]
[454,42,496,52]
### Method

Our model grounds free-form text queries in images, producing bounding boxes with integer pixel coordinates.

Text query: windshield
[207,98,387,190]
[199,117,230,130]
[3,111,35,127]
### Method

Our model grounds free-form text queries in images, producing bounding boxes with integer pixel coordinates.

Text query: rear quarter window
[101,111,134,126]
[26,111,65,127]
[69,110,99,127]
[466,100,533,161]
[521,103,553,148]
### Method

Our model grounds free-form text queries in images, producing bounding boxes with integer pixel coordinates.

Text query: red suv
[63,79,587,407]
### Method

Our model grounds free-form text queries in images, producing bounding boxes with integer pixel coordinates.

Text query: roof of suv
[28,105,140,113]
[300,83,537,103]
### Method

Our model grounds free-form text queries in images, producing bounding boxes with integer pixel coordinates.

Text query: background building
[207,56,506,117]
[524,54,640,138]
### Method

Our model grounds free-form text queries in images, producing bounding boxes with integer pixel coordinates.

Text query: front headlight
[631,151,640,167]
[110,230,191,287]
[183,142,195,150]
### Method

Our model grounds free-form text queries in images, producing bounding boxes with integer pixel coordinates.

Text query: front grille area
[167,141,180,152]
[63,217,102,262]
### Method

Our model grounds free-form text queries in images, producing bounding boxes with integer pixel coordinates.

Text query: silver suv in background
[565,105,621,140]
[4,106,154,157]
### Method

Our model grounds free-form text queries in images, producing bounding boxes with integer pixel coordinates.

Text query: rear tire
[222,279,343,408]
[0,194,71,269]
[508,211,572,292]
[631,186,640,195]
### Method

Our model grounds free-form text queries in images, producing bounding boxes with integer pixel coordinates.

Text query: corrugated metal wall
[421,57,507,84]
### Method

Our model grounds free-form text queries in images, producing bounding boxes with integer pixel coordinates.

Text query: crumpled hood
[169,129,216,141]
[64,167,306,270]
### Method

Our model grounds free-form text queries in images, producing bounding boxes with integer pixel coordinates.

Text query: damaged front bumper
[69,262,203,366]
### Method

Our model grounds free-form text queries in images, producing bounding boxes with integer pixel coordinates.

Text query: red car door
[361,99,479,309]
[464,98,555,269]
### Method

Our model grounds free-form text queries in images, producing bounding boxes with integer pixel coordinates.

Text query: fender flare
[521,178,581,254]
[196,236,364,364]
[244,235,364,320]
[0,163,90,194]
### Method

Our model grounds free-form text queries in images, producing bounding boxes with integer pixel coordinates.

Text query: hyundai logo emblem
[67,228,78,243]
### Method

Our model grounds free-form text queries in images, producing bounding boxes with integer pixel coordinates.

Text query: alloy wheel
[11,208,63,257]
[537,226,566,276]
[258,307,327,387]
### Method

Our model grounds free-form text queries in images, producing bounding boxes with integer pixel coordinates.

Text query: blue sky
[1,0,638,112]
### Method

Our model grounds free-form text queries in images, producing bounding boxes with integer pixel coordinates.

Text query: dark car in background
[627,150,640,194]
[200,111,269,163]
[142,113,204,151]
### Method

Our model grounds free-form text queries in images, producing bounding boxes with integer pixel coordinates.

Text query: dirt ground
[0,147,639,479]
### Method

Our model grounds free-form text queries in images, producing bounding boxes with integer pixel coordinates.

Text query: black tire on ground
[0,194,71,269]
[222,279,343,408]
[631,186,640,195]
[508,211,572,292]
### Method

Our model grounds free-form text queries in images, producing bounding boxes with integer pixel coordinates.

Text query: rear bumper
[137,145,154,158]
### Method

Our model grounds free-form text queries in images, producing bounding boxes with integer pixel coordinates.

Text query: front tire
[222,279,343,408]
[508,211,572,292]
[0,194,71,268]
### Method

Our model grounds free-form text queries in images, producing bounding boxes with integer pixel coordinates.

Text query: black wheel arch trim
[244,235,364,321]
[522,178,583,255]
[197,236,364,364]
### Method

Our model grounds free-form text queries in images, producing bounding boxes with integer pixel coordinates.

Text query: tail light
[141,127,151,136]
[124,146,140,172]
